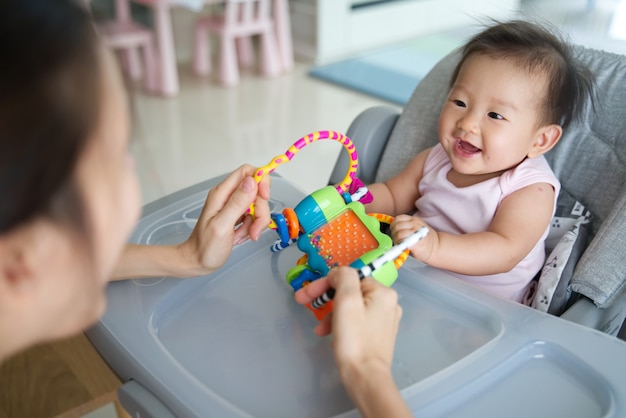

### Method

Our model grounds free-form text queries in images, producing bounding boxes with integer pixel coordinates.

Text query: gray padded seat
[331,45,626,331]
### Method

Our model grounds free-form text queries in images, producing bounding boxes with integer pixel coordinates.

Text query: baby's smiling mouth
[456,139,481,154]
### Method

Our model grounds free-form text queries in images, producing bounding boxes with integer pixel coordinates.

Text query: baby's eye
[488,111,504,120]
[452,99,466,108]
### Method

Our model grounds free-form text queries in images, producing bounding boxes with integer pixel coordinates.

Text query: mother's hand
[180,164,271,275]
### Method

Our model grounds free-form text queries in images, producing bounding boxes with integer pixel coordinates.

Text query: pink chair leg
[273,0,293,72]
[126,48,143,80]
[118,49,134,80]
[236,37,255,68]
[258,29,281,77]
[193,24,212,76]
[142,41,159,93]
[219,36,239,86]
[152,2,178,96]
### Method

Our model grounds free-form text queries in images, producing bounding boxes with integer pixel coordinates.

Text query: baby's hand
[390,214,436,263]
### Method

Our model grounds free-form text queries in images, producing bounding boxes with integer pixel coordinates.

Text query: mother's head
[0,0,140,360]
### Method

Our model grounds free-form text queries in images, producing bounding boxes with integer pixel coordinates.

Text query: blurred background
[90,0,626,205]
[1,1,625,417]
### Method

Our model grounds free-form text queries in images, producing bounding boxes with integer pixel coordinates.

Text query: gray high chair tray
[87,174,626,418]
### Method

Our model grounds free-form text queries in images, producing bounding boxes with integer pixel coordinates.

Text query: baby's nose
[456,114,479,134]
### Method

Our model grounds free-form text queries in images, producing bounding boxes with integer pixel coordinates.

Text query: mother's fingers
[329,268,365,314]
[257,173,271,201]
[294,277,330,304]
[209,176,259,235]
[314,312,333,336]
[200,165,257,222]
[248,194,270,241]
[233,214,253,244]
[361,278,400,314]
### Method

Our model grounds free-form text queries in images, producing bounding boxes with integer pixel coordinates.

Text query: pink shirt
[416,144,560,303]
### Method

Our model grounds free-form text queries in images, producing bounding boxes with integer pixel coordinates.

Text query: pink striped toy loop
[249,131,359,225]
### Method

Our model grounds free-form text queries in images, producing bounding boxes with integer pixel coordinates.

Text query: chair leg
[142,41,159,93]
[117,49,131,80]
[125,48,143,81]
[236,36,255,68]
[219,35,239,86]
[193,24,212,76]
[258,28,281,78]
[152,2,179,96]
[272,0,294,72]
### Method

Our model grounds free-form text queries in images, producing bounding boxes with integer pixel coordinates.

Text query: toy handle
[369,213,411,269]
[248,131,358,222]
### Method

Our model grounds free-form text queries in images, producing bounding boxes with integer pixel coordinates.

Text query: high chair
[89,0,159,93]
[331,44,626,336]
[192,0,281,86]
[84,36,626,418]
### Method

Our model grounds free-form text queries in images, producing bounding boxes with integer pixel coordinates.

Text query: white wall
[291,0,521,64]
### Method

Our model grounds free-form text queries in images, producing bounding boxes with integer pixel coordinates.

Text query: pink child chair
[193,0,282,86]
[87,0,160,93]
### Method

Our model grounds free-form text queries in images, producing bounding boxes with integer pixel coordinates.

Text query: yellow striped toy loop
[248,131,359,228]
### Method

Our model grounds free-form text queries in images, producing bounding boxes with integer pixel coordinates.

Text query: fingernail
[240,177,254,193]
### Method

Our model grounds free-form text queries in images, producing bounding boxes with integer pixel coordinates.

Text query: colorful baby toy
[249,131,412,320]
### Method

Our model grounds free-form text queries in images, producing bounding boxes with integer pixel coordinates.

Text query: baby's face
[438,53,550,180]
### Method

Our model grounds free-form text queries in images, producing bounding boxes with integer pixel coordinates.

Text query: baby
[366,20,594,303]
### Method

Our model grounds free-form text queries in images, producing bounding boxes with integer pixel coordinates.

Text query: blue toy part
[272,182,404,321]
[296,201,393,279]
[294,186,346,234]
[271,213,291,246]
[342,186,370,204]
[271,238,296,253]
[286,265,322,291]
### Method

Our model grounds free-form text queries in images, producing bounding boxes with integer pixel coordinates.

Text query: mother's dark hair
[0,0,102,233]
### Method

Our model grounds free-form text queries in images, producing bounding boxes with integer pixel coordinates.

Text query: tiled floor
[130,62,393,204]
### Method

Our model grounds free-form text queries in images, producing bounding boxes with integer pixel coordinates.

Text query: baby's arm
[365,148,432,216]
[392,182,556,275]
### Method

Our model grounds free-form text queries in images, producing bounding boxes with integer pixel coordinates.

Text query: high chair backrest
[370,45,626,311]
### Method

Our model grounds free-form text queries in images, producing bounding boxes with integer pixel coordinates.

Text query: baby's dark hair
[0,0,102,233]
[451,20,595,129]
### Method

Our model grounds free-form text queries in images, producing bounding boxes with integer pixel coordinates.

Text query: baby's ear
[528,124,562,158]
